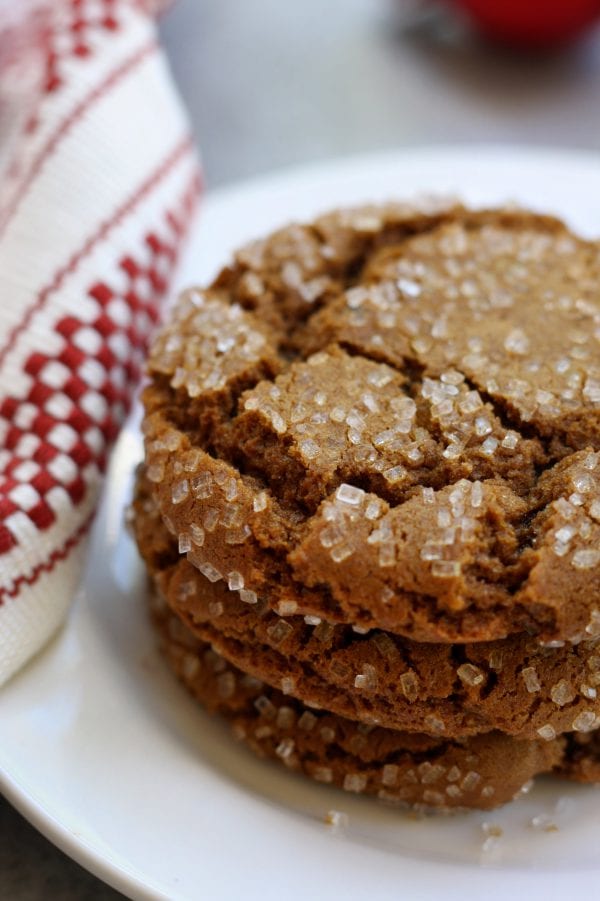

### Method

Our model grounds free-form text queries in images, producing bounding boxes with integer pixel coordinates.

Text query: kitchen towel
[0,0,201,684]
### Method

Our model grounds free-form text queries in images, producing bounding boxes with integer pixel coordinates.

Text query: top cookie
[142,203,600,643]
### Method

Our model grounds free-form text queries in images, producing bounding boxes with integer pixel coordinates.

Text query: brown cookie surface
[151,594,600,812]
[141,204,600,643]
[133,474,600,741]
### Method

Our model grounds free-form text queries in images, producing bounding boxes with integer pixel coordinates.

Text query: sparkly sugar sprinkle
[380,586,394,604]
[320,523,344,548]
[266,619,294,645]
[400,670,419,702]
[331,544,353,563]
[253,491,268,512]
[208,601,224,617]
[378,544,395,567]
[198,561,222,583]
[227,571,244,591]
[457,663,485,687]
[474,416,492,437]
[336,483,365,506]
[419,761,445,784]
[223,478,238,501]
[572,472,594,493]
[470,482,483,508]
[529,814,558,833]
[178,533,191,554]
[146,463,164,483]
[461,771,481,792]
[480,437,499,456]
[504,328,530,355]
[585,609,600,637]
[554,498,576,519]
[225,524,252,544]
[550,679,575,707]
[177,580,195,601]
[421,543,443,561]
[383,465,407,484]
[424,715,445,734]
[203,508,219,532]
[354,664,378,691]
[239,588,258,604]
[521,666,541,693]
[488,650,504,671]
[365,498,385,520]
[572,711,597,732]
[280,676,296,695]
[372,632,398,659]
[171,480,189,504]
[343,773,368,793]
[431,560,461,578]
[437,509,452,528]
[191,472,213,499]
[277,599,299,616]
[190,523,205,546]
[299,438,320,460]
[324,810,348,829]
[555,526,576,545]
[221,504,242,528]
[501,431,519,450]
[573,549,600,570]
[276,738,295,760]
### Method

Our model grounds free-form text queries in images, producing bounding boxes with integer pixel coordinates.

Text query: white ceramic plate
[2,146,600,901]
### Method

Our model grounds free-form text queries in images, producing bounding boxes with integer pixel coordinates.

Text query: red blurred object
[448,0,600,47]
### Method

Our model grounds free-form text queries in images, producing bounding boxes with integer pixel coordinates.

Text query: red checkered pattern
[0,173,199,561]
[39,0,121,95]
[0,0,201,683]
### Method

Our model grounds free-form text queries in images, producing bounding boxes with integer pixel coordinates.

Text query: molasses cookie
[141,204,600,644]
[133,472,600,742]
[150,593,600,812]
[135,201,600,812]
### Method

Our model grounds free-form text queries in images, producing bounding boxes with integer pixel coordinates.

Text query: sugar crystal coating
[521,667,541,694]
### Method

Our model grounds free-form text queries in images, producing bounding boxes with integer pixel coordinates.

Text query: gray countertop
[2,1,600,898]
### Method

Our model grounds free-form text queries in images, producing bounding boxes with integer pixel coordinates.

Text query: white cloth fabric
[0,0,201,684]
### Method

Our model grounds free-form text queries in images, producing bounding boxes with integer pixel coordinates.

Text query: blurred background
[3,0,600,897]
[167,0,600,188]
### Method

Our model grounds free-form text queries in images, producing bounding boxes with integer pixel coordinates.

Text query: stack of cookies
[132,202,600,811]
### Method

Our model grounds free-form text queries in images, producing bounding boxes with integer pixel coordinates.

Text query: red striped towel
[0,0,201,684]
